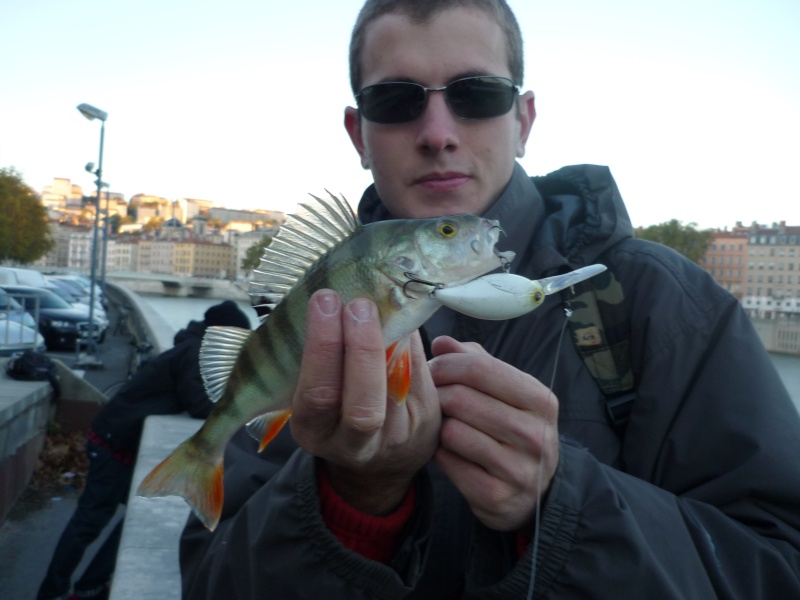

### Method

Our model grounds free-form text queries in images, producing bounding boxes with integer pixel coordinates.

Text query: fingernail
[348,298,374,323]
[315,290,340,316]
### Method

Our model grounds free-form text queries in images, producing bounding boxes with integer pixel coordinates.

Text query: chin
[383,186,482,219]
[402,203,468,220]
[410,193,482,219]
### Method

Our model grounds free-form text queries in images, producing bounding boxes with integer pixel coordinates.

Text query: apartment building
[66,231,95,272]
[151,240,177,275]
[109,238,137,272]
[129,194,171,225]
[742,223,800,319]
[175,239,235,278]
[41,177,83,211]
[702,227,749,299]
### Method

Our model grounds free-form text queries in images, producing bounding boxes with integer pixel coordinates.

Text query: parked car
[45,276,107,319]
[0,285,107,350]
[0,267,107,314]
[0,287,45,355]
[0,268,16,285]
[0,266,49,287]
[0,287,38,330]
[50,274,107,309]
[0,318,46,356]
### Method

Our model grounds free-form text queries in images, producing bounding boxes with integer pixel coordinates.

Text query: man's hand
[430,336,560,531]
[291,290,441,515]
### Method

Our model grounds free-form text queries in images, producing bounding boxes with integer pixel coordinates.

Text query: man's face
[345,7,535,219]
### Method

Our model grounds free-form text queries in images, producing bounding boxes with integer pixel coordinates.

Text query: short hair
[349,0,524,95]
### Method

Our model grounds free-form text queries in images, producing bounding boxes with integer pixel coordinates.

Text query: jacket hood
[357,163,634,277]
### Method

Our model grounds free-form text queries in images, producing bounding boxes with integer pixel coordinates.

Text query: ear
[344,106,370,169]
[515,91,536,158]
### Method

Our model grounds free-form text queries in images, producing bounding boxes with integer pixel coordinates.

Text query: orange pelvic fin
[137,437,225,531]
[246,408,293,452]
[386,336,412,404]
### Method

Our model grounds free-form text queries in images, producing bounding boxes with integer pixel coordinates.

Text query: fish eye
[438,222,457,238]
[533,291,544,304]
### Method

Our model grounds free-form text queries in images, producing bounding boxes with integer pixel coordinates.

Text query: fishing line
[526,307,572,600]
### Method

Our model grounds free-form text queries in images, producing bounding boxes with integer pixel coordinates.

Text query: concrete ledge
[752,318,800,356]
[111,414,202,600]
[0,357,53,523]
[106,283,173,355]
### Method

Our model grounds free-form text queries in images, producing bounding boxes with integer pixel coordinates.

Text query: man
[180,1,800,597]
[38,301,251,600]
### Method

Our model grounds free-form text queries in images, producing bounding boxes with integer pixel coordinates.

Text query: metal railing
[0,292,41,353]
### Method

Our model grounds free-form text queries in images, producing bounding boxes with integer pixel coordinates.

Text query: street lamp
[76,102,107,368]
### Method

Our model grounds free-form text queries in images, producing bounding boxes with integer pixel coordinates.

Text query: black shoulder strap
[562,267,635,435]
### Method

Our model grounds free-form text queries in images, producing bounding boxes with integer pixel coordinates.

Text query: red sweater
[317,468,415,563]
[318,468,531,563]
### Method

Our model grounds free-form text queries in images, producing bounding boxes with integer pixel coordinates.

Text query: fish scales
[137,192,513,530]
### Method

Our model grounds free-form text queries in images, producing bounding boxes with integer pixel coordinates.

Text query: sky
[1,0,798,230]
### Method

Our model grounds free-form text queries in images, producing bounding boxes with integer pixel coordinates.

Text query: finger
[430,346,553,414]
[430,335,487,358]
[381,331,439,449]
[340,298,388,441]
[435,445,541,532]
[437,383,550,450]
[435,445,489,494]
[404,331,440,418]
[438,405,536,484]
[434,445,514,517]
[291,290,344,439]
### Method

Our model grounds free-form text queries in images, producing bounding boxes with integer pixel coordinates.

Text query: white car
[0,318,46,356]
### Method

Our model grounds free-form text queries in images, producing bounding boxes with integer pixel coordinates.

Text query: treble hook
[403,272,444,299]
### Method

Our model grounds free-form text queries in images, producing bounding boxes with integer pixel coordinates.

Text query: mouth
[488,221,514,268]
[493,246,515,271]
[477,220,515,269]
[414,172,470,192]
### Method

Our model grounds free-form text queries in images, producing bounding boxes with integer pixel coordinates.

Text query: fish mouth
[485,220,515,271]
[493,246,515,271]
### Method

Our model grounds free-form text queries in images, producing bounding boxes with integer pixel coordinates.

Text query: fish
[137,192,514,530]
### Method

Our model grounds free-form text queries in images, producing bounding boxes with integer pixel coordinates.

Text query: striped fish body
[138,194,511,530]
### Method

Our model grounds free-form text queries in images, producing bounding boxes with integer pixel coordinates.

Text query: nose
[415,91,460,154]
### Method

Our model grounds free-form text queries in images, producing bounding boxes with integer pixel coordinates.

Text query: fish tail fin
[137,437,224,531]
[386,336,412,404]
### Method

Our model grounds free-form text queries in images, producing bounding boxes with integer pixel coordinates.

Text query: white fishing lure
[433,264,607,320]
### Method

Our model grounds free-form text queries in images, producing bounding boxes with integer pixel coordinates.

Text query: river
[139,295,800,413]
[138,294,262,330]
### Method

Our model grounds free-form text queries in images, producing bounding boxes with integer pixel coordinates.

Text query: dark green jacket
[180,164,800,598]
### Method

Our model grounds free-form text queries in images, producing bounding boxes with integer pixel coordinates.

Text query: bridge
[105,271,249,301]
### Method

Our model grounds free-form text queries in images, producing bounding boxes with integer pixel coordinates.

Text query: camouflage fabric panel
[563,269,634,397]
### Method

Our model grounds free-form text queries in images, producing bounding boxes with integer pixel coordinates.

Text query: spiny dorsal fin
[200,326,253,402]
[249,191,358,320]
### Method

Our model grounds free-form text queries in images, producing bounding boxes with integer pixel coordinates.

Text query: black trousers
[37,442,133,599]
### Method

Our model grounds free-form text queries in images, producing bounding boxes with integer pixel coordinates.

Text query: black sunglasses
[356,76,519,125]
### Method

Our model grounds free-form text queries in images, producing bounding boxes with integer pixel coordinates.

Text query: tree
[635,219,713,264]
[109,213,122,234]
[143,216,165,231]
[0,167,55,263]
[241,235,273,272]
